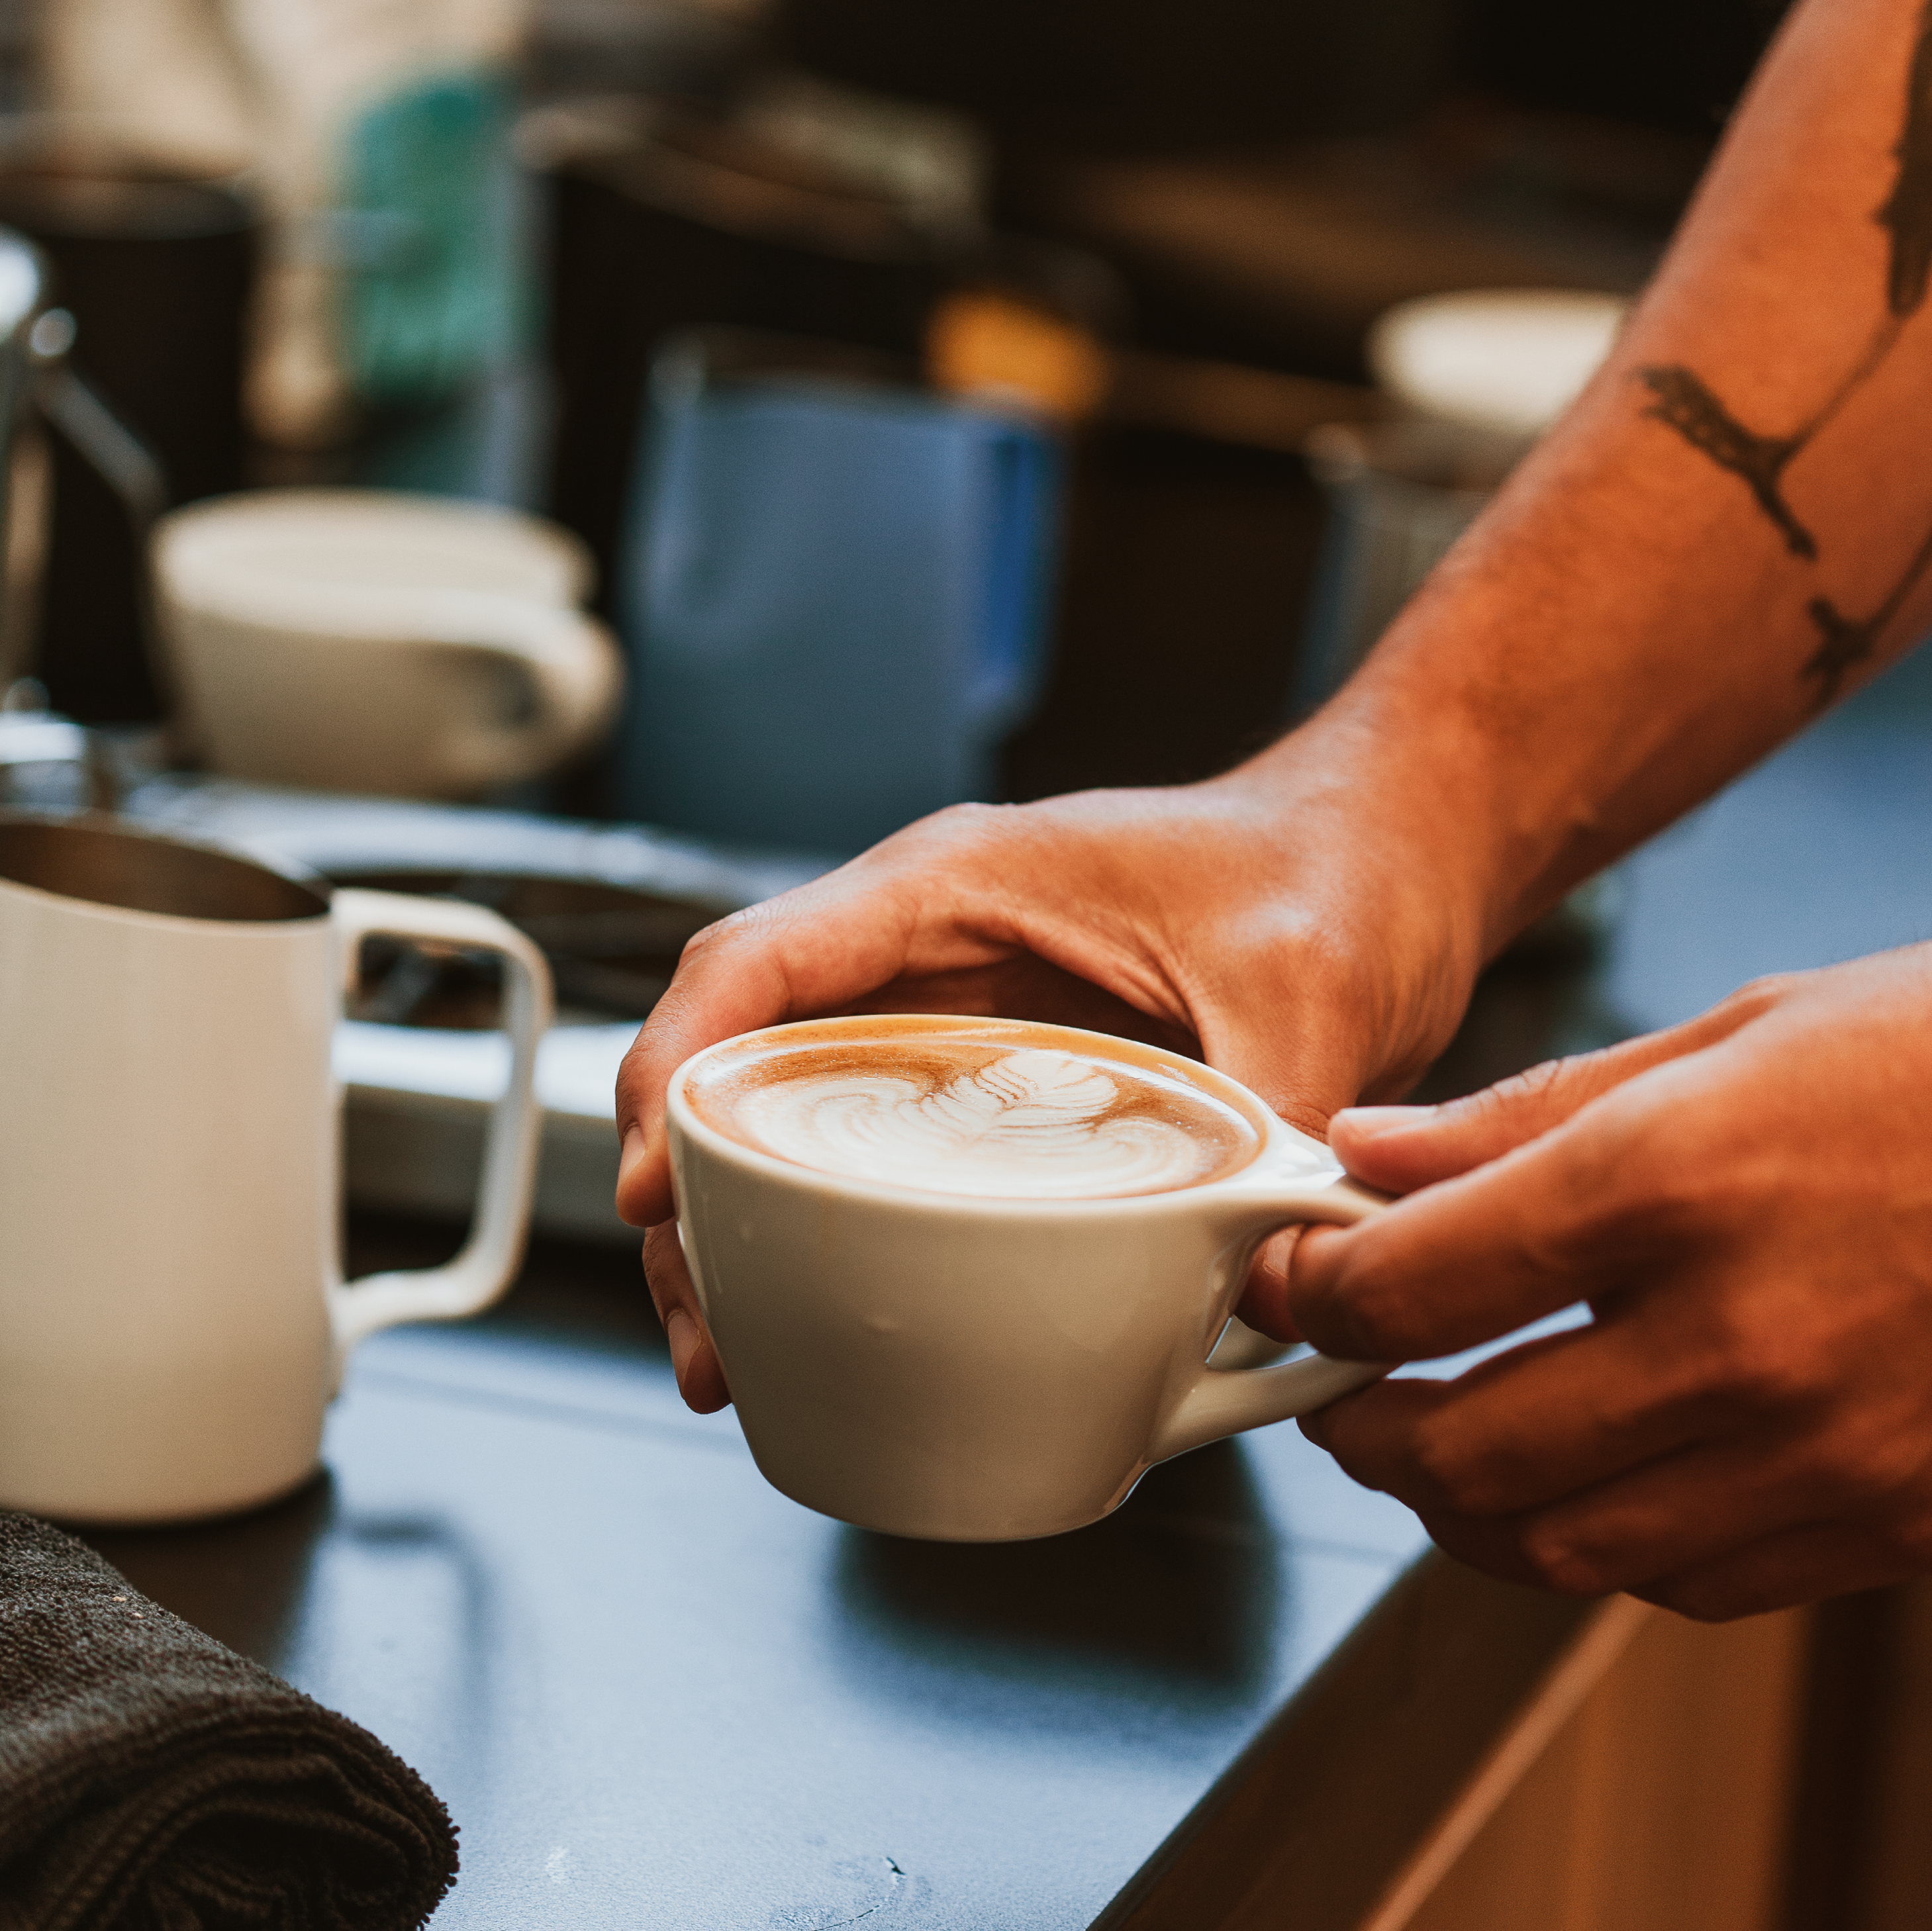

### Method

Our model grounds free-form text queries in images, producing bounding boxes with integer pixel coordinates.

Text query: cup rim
[665,1012,1331,1216]
[152,489,596,616]
[158,576,591,645]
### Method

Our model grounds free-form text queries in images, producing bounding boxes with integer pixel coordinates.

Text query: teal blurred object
[336,68,525,406]
[615,340,1061,853]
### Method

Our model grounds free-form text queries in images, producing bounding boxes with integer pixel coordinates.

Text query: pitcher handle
[1149,1176,1390,1463]
[327,888,554,1362]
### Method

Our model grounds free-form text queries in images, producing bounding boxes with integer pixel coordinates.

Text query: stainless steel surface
[0,702,84,775]
[337,870,716,1024]
[121,774,832,907]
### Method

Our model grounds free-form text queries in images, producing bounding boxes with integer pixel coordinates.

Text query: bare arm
[1307,0,1932,954]
[1253,0,1932,1620]
[616,0,1932,1479]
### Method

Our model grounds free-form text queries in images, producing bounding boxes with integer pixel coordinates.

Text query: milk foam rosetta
[689,1036,1261,1199]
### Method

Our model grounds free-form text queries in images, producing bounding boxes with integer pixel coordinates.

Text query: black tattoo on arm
[1880,2,1932,314]
[1794,3,1932,702]
[1799,312,1906,438]
[1804,517,1932,701]
[1628,4,1932,705]
[1635,366,1815,557]
[1803,598,1884,704]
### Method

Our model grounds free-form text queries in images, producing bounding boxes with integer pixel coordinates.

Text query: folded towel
[0,1510,458,1930]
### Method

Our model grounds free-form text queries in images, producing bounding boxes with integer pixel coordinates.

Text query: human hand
[616,767,1489,1411]
[1281,947,1932,1620]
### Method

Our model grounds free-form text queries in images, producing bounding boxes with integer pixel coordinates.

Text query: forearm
[1247,0,1932,956]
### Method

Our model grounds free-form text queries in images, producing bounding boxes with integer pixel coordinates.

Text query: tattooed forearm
[1636,4,1932,535]
[1804,598,1885,704]
[1629,6,1932,704]
[1803,313,1907,437]
[1880,1,1932,314]
[1804,515,1932,702]
[1635,365,1815,557]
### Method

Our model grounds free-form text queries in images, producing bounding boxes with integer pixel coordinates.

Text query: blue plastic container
[613,344,1061,855]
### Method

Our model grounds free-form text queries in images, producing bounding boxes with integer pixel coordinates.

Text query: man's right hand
[612,764,1486,1411]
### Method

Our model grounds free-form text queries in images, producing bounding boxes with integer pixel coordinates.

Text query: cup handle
[326,888,554,1363]
[434,604,624,792]
[1149,1176,1390,1464]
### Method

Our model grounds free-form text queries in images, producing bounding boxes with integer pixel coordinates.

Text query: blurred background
[0,0,1786,814]
[0,0,1802,1262]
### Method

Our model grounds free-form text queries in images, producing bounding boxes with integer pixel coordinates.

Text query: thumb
[1329,990,1772,1194]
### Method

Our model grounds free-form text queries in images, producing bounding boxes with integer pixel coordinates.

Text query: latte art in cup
[685,1030,1261,1198]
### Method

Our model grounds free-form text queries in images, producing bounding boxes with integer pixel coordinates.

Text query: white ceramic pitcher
[0,811,553,1523]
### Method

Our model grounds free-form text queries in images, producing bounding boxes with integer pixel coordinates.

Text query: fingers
[1285,1083,1652,1361]
[1296,1248,1877,1560]
[1639,1521,1922,1621]
[1420,1503,1922,1622]
[1329,990,1776,1196]
[1517,1435,1855,1596]
[1285,986,1805,1362]
[1333,1405,1839,1598]
[1231,1228,1306,1343]
[1297,1319,1713,1522]
[642,1221,730,1413]
[1300,1315,1932,1614]
[615,882,926,1225]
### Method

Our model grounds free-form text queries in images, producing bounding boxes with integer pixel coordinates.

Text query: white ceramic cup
[667,1015,1388,1541]
[0,811,554,1523]
[152,489,624,800]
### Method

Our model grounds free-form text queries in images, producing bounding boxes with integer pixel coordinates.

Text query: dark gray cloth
[0,1510,458,1929]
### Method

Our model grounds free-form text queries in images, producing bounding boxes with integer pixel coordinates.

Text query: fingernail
[1333,1105,1436,1137]
[617,1125,647,1192]
[664,1306,698,1385]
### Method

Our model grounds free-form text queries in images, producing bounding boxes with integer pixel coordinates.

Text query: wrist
[1175,719,1494,1104]
[1225,696,1510,951]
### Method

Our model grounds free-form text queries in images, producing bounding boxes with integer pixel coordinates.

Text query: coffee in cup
[667,1014,1388,1540]
[682,1029,1261,1199]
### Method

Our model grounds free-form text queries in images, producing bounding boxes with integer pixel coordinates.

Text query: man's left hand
[1267,946,1932,1621]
